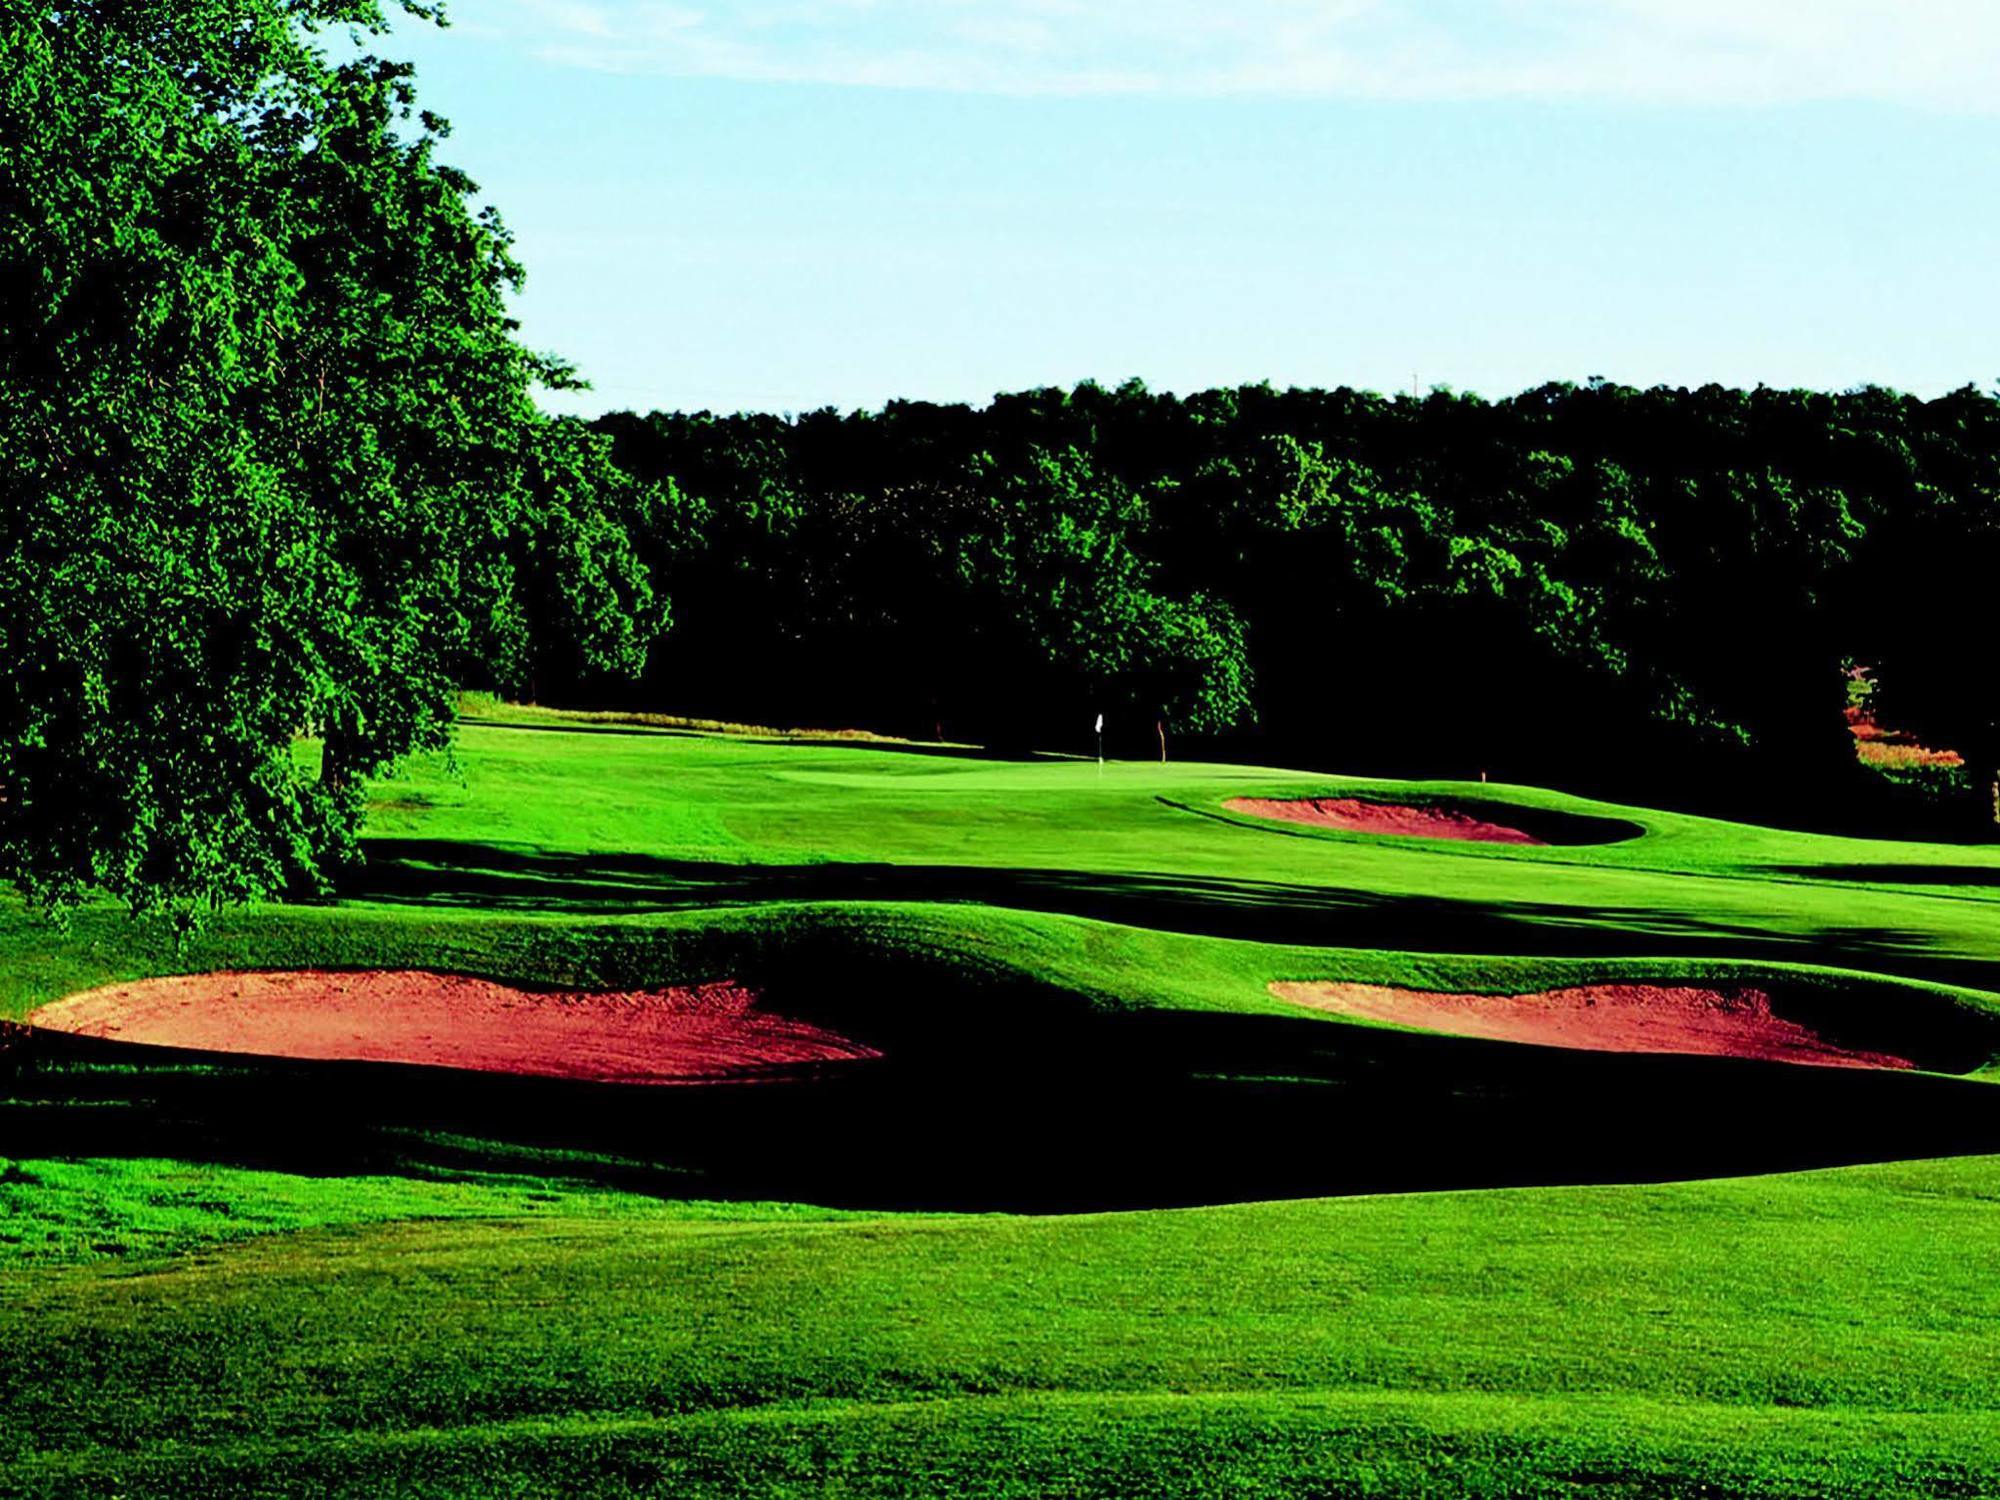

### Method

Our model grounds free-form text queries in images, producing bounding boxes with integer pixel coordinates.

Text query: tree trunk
[1156,718,1167,764]
[320,736,360,804]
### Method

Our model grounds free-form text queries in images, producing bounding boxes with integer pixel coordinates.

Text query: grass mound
[10,1154,2000,1496]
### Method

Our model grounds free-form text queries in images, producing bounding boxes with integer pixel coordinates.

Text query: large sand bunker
[1226,797,1544,844]
[1272,980,1920,1071]
[26,970,880,1084]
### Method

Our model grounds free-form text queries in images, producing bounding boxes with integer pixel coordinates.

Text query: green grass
[9,707,2000,1494]
[356,710,2000,990]
[0,1157,870,1265]
[8,1155,2000,1495]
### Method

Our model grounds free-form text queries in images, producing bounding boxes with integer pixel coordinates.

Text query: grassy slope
[0,1157,867,1264]
[10,710,2000,1494]
[7,1156,2000,1496]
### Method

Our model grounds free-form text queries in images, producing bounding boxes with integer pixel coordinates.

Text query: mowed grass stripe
[14,1390,2000,1499]
[0,1157,891,1265]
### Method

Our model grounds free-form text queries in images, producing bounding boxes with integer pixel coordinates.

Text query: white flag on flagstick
[1094,713,1104,734]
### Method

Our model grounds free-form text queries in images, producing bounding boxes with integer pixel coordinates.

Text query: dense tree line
[566,380,2000,826]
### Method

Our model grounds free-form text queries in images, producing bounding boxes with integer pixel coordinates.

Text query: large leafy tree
[960,445,1253,746]
[0,0,657,920]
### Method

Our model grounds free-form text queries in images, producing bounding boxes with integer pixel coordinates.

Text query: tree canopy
[585,378,2000,828]
[0,0,658,920]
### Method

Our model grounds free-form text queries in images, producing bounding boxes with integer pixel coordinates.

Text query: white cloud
[480,0,2000,111]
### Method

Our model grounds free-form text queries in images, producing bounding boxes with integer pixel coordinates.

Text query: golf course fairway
[8,704,2000,1497]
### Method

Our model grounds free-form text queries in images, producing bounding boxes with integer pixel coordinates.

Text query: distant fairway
[9,707,2000,1495]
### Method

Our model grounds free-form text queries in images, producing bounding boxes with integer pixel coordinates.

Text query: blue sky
[385,2,2000,416]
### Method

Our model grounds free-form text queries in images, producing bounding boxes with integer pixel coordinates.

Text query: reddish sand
[26,970,879,1084]
[1225,796,1544,845]
[1846,704,1964,769]
[1271,980,1916,1071]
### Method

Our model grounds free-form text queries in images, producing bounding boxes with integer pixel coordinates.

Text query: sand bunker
[1271,980,1918,1071]
[1226,797,1543,844]
[26,970,880,1084]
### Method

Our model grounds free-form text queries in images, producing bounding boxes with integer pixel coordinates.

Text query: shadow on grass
[1764,864,2000,892]
[11,996,2000,1214]
[353,839,2000,993]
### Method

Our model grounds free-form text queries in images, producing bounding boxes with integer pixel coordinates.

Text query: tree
[1861,390,2000,824]
[0,0,656,921]
[551,375,1999,827]
[957,446,1254,746]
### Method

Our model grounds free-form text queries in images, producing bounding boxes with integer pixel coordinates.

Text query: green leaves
[957,445,1254,736]
[0,0,659,920]
[576,378,2000,814]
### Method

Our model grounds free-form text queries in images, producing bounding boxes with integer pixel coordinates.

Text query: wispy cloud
[467,0,2000,111]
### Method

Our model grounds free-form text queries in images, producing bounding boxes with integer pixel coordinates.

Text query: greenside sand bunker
[1272,980,1923,1071]
[27,970,880,1083]
[1225,797,1545,843]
